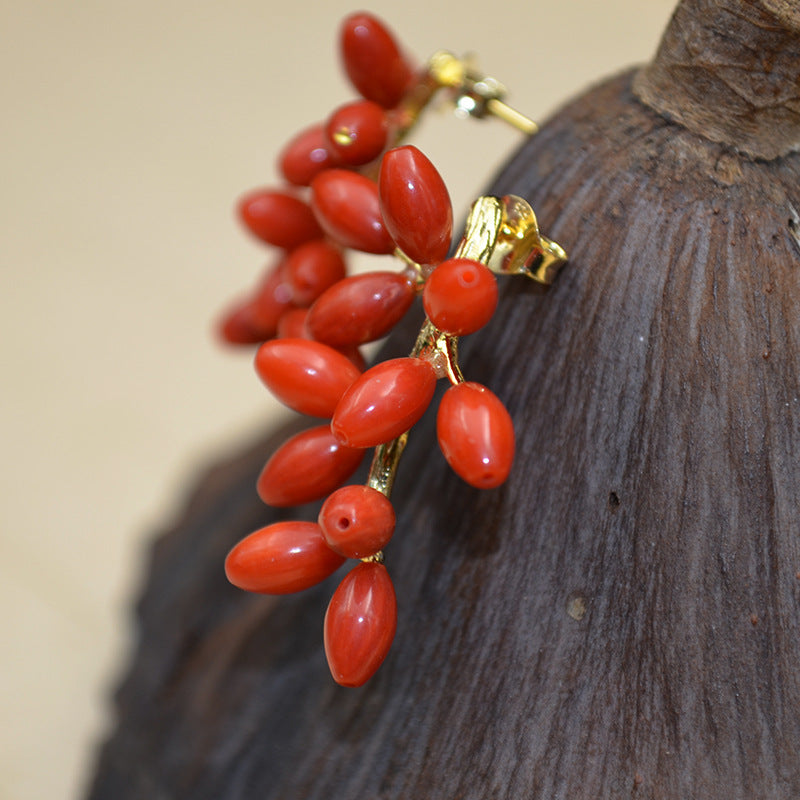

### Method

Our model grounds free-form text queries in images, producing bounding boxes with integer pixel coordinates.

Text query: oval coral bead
[276,307,309,340]
[305,271,415,347]
[238,188,323,249]
[340,12,415,108]
[311,170,395,254]
[331,357,437,448]
[326,100,389,166]
[225,521,345,595]
[422,257,498,335]
[285,240,347,306]
[319,485,396,558]
[324,562,397,687]
[436,382,515,488]
[257,426,365,507]
[379,145,453,265]
[279,124,338,186]
[255,338,361,418]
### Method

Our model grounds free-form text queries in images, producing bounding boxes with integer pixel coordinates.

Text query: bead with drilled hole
[423,257,498,335]
[319,485,396,558]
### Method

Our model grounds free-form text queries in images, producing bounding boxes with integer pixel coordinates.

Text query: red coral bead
[422,258,498,335]
[324,562,397,687]
[276,307,309,339]
[305,271,415,348]
[286,240,347,306]
[379,145,453,265]
[332,357,437,448]
[238,189,323,249]
[255,338,361,418]
[249,261,293,333]
[279,124,338,186]
[311,170,395,254]
[318,485,396,558]
[436,382,515,488]
[326,100,389,166]
[340,13,415,108]
[257,426,365,507]
[225,521,345,595]
[217,297,264,345]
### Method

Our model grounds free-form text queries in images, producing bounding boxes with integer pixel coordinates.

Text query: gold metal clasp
[427,51,538,135]
[455,195,567,286]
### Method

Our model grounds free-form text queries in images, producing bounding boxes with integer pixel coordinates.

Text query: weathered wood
[87,3,800,797]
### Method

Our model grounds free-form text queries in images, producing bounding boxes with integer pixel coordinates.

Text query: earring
[219,12,568,687]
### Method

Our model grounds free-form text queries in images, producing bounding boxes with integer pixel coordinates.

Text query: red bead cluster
[221,13,517,688]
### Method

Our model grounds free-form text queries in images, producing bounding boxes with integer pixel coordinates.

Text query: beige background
[0,1,677,797]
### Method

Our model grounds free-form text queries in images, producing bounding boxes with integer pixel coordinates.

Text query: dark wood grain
[87,25,800,800]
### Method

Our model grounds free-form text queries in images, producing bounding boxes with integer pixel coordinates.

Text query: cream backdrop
[0,1,677,797]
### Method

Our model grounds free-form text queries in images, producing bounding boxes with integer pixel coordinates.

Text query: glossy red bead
[255,338,361,418]
[276,307,309,339]
[249,261,294,335]
[218,297,264,345]
[310,170,395,254]
[326,100,389,166]
[286,240,347,306]
[423,258,498,335]
[379,145,453,265]
[340,13,415,108]
[436,382,515,488]
[279,124,338,186]
[238,188,323,249]
[332,357,437,448]
[257,426,365,507]
[318,485,396,558]
[305,271,415,348]
[225,521,345,595]
[324,562,397,687]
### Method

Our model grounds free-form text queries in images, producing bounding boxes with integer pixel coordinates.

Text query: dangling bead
[326,100,389,166]
[310,170,395,254]
[225,521,345,595]
[257,426,365,507]
[285,240,347,306]
[422,257,498,335]
[340,12,415,108]
[238,189,323,249]
[305,271,416,348]
[255,338,361,418]
[379,145,453,265]
[436,382,515,488]
[332,357,437,448]
[279,124,338,186]
[318,485,396,558]
[324,561,397,687]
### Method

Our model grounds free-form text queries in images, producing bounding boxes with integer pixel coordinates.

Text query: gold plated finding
[392,51,539,142]
[364,194,567,512]
[456,195,568,286]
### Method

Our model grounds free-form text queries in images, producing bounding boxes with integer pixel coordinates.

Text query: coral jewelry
[219,12,567,687]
